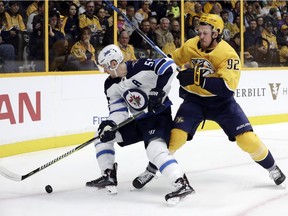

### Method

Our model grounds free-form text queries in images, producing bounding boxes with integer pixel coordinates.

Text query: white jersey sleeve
[104,58,177,124]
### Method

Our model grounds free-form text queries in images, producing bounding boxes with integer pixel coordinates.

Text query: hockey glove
[148,88,166,113]
[194,67,214,88]
[98,120,117,142]
[176,68,195,86]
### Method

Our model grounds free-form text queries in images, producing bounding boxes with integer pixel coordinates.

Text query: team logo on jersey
[191,58,215,77]
[123,88,148,111]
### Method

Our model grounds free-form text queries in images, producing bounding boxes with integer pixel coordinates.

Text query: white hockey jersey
[104,58,177,125]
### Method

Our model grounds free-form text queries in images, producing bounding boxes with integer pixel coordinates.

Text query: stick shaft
[0,111,145,181]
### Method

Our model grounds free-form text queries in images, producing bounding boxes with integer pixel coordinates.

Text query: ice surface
[0,123,287,216]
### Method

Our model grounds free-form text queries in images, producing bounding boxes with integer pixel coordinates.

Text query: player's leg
[169,100,203,153]
[141,109,195,203]
[132,162,158,189]
[215,99,286,186]
[236,132,286,185]
[86,137,118,191]
[86,121,142,192]
[133,101,202,189]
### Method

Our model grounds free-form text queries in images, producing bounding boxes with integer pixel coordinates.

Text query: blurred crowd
[1,0,288,73]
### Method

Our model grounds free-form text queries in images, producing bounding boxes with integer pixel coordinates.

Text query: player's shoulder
[104,77,121,92]
[126,58,153,78]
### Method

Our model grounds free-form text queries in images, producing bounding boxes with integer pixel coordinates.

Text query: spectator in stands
[154,17,173,49]
[203,1,222,14]
[149,16,158,32]
[253,1,265,18]
[135,0,151,24]
[264,7,279,30]
[130,19,151,50]
[256,16,265,33]
[244,19,265,66]
[6,1,27,60]
[185,15,200,40]
[262,0,281,19]
[0,0,11,34]
[28,0,44,62]
[185,2,203,33]
[0,34,15,73]
[70,26,97,69]
[97,7,109,35]
[231,0,240,22]
[230,14,241,39]
[147,16,158,55]
[210,2,222,16]
[118,0,128,15]
[26,0,42,33]
[49,38,70,71]
[167,0,180,20]
[191,2,204,20]
[227,32,240,57]
[124,5,138,36]
[26,0,39,18]
[61,2,80,46]
[184,0,196,16]
[276,24,288,48]
[228,32,258,67]
[170,19,181,48]
[79,1,102,33]
[78,0,86,15]
[117,30,136,62]
[221,10,234,41]
[279,42,288,66]
[244,4,257,28]
[261,21,279,66]
[48,9,65,50]
[117,14,126,35]
[149,0,168,21]
[218,0,234,23]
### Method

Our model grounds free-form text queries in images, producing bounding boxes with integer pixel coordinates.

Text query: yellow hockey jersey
[171,37,241,97]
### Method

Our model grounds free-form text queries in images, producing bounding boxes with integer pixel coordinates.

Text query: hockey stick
[104,0,167,58]
[0,111,145,181]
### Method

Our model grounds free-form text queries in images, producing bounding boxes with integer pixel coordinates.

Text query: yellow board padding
[1,114,288,158]
[0,132,95,158]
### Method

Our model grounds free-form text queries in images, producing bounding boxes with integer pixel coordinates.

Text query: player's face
[198,25,215,49]
[102,60,118,78]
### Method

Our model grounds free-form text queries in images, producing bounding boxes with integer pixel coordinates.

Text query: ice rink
[0,123,287,216]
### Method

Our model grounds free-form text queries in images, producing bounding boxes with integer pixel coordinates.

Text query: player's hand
[194,67,214,87]
[148,88,165,113]
[98,120,117,142]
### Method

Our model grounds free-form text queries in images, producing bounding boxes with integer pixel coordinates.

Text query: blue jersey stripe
[96,149,115,158]
[159,159,178,172]
[109,107,128,115]
[155,59,174,75]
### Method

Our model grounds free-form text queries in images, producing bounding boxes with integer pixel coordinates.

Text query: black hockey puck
[45,185,53,193]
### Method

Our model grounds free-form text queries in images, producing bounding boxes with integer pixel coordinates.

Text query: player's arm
[171,38,196,67]
[147,58,177,113]
[204,55,241,96]
[104,78,129,125]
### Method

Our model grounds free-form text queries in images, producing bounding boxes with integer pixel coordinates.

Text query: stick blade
[0,166,22,181]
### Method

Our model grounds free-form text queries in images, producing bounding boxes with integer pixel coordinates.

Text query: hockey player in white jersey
[86,44,194,204]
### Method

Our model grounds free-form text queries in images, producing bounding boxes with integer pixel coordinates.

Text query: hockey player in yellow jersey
[133,13,286,190]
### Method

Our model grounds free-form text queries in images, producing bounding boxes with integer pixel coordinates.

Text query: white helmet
[97,44,124,70]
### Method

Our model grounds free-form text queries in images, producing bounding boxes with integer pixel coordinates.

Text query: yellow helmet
[199,13,224,34]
